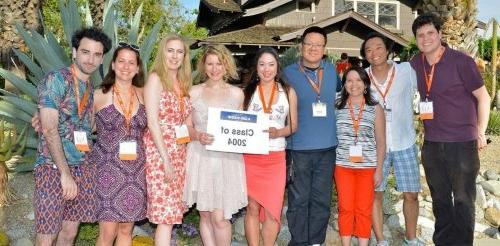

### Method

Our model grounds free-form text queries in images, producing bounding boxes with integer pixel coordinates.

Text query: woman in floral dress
[143,34,193,245]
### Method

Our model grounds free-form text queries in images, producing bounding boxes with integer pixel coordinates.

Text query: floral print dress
[143,91,192,224]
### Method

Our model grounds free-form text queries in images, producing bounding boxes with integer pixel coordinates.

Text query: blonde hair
[197,45,239,83]
[150,34,192,96]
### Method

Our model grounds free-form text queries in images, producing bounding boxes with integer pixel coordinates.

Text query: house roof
[243,0,293,17]
[279,10,410,47]
[202,0,242,13]
[198,25,297,47]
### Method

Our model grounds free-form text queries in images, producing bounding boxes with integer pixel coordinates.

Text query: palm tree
[419,0,479,57]
[89,0,105,27]
[0,0,42,89]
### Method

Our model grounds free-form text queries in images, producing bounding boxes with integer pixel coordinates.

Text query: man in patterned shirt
[35,27,111,246]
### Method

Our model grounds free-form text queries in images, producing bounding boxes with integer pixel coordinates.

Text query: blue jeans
[422,140,480,246]
[286,148,336,246]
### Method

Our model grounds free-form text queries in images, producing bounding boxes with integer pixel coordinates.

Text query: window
[335,0,354,14]
[357,1,376,22]
[333,0,398,29]
[379,3,397,28]
[297,0,313,12]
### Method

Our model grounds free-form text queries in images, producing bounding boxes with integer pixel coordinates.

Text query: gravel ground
[0,136,498,244]
[0,171,35,244]
[479,135,500,173]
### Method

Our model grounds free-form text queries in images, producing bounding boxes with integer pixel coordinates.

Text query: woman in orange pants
[334,67,386,246]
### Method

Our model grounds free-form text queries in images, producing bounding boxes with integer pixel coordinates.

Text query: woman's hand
[268,127,280,139]
[197,132,214,145]
[373,167,383,188]
[162,156,175,182]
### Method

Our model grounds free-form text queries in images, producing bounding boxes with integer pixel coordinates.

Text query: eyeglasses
[302,42,325,49]
[118,42,140,51]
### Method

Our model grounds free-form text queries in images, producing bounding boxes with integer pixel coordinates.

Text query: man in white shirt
[361,32,424,246]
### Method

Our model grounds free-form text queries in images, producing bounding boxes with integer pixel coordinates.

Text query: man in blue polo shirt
[284,26,341,246]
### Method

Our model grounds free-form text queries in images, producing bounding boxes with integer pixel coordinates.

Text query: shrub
[487,110,500,135]
[75,223,98,245]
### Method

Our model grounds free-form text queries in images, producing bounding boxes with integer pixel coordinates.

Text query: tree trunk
[0,162,15,207]
[89,0,105,27]
[0,0,41,89]
[420,0,478,57]
[492,19,499,108]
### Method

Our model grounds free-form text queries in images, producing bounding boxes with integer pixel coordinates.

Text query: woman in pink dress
[143,34,192,245]
[242,47,298,246]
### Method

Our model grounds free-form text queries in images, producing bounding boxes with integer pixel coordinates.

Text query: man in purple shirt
[409,13,490,245]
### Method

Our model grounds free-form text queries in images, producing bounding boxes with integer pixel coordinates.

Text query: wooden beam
[341,19,351,33]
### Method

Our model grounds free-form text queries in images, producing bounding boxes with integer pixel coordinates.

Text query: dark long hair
[101,46,145,93]
[335,67,378,109]
[243,47,290,110]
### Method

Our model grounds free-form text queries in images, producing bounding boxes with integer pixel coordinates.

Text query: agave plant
[0,0,162,204]
[0,119,29,206]
[0,0,162,144]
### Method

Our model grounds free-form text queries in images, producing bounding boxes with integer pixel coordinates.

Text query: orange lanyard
[422,47,445,99]
[177,93,185,116]
[258,83,277,113]
[299,62,323,98]
[172,80,186,116]
[348,97,365,143]
[369,64,395,108]
[71,65,91,123]
[113,85,136,133]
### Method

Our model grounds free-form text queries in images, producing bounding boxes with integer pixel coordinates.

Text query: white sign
[206,107,269,154]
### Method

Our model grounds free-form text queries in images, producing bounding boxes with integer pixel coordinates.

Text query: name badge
[74,131,90,152]
[312,101,327,117]
[419,101,434,120]
[119,140,137,160]
[349,144,363,163]
[175,124,191,144]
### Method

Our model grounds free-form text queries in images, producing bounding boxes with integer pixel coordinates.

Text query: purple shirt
[410,45,483,142]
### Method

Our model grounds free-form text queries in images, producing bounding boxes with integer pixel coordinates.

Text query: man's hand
[32,112,41,132]
[60,171,78,200]
[478,132,487,151]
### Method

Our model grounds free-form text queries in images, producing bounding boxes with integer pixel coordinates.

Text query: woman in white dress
[184,45,247,246]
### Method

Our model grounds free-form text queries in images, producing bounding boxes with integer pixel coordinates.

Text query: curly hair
[71,27,112,54]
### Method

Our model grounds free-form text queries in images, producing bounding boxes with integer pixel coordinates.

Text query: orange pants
[334,165,375,238]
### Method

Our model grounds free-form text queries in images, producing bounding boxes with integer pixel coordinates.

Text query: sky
[180,0,500,33]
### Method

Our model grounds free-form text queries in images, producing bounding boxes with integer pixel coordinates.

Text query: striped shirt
[336,104,377,168]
